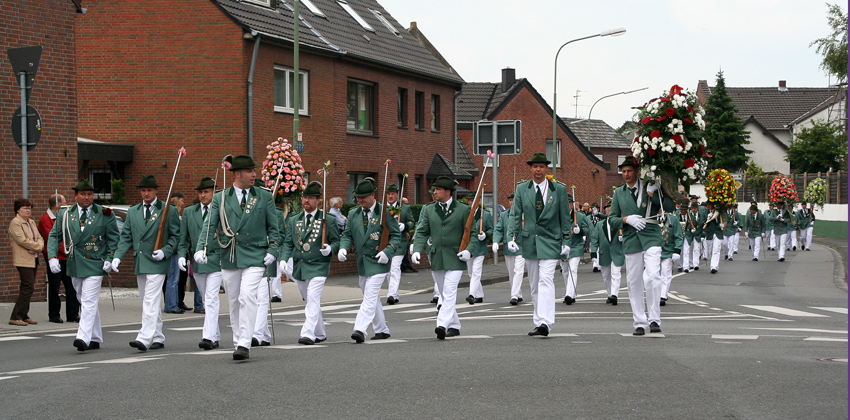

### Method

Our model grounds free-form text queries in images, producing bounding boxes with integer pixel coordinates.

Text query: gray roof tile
[561,118,631,149]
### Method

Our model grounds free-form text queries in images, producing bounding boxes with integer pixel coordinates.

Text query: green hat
[527,153,551,166]
[137,175,159,188]
[800,201,807,206]
[702,201,714,207]
[352,179,376,197]
[690,202,699,209]
[195,177,216,191]
[428,185,435,194]
[72,179,95,192]
[507,193,514,199]
[618,156,639,169]
[567,193,574,202]
[432,176,456,191]
[386,184,399,193]
[229,155,257,171]
[689,195,699,200]
[303,181,322,197]
[749,205,758,211]
[732,203,738,208]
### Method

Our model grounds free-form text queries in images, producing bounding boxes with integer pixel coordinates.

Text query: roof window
[242,0,272,7]
[337,0,374,32]
[299,0,326,17]
[370,9,401,37]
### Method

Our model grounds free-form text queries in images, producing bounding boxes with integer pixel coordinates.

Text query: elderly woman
[328,197,347,232]
[9,198,44,326]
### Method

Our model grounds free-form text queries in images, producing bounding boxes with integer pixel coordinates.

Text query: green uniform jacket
[412,199,473,271]
[681,211,703,241]
[196,186,281,270]
[743,211,765,236]
[566,210,591,258]
[508,179,570,260]
[661,213,684,258]
[492,206,521,256]
[114,200,181,275]
[768,208,791,235]
[47,204,120,278]
[339,203,401,277]
[763,209,774,230]
[795,208,815,229]
[609,180,676,254]
[702,211,724,240]
[723,210,743,236]
[177,203,221,274]
[468,208,493,257]
[591,215,625,267]
[388,202,415,257]
[279,210,340,280]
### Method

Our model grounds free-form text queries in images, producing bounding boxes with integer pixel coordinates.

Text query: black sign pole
[19,71,27,198]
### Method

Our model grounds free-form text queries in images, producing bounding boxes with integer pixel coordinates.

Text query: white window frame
[337,0,375,32]
[370,8,401,37]
[617,155,627,174]
[300,0,326,17]
[347,79,375,134]
[274,66,309,116]
[546,139,561,168]
[242,0,271,7]
[89,169,113,200]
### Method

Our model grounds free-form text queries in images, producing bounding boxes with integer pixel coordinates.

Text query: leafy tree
[810,3,848,84]
[703,71,752,173]
[786,119,848,173]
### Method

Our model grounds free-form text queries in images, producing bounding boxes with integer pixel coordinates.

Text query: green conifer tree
[703,71,752,172]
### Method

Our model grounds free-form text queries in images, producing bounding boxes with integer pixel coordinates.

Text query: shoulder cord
[217,185,236,262]
[61,208,74,257]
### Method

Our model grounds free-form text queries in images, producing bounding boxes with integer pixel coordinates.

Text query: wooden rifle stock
[154,200,170,251]
[459,193,482,252]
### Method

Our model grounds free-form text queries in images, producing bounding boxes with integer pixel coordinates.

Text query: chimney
[778,80,788,92]
[501,68,516,93]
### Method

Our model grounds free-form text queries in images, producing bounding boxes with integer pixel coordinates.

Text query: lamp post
[551,27,626,180]
[586,87,648,149]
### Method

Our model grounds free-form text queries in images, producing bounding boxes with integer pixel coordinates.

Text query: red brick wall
[0,1,79,301]
[589,146,630,199]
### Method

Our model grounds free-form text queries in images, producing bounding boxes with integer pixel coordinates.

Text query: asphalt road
[0,240,846,419]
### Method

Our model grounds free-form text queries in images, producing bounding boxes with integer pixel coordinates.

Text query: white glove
[49,258,61,274]
[285,258,293,277]
[646,182,659,194]
[625,215,646,231]
[492,242,499,252]
[194,250,207,265]
[178,257,187,271]
[376,251,389,264]
[152,250,165,261]
[777,215,783,221]
[102,260,112,273]
[744,232,749,238]
[338,249,347,262]
[618,235,624,242]
[111,258,121,272]
[507,241,519,253]
[691,228,696,233]
[457,250,471,261]
[561,245,570,256]
[573,225,580,234]
[477,231,487,241]
[733,221,738,226]
[411,252,421,264]
[719,223,726,229]
[672,253,681,263]
[409,244,414,254]
[398,222,405,232]
[278,259,289,275]
[320,243,332,256]
[810,222,814,226]
[263,253,275,266]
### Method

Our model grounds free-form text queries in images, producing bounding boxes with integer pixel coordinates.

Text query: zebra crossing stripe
[0,336,39,342]
[809,307,848,314]
[740,305,829,318]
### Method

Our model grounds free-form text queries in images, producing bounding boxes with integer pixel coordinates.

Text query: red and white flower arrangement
[769,174,798,209]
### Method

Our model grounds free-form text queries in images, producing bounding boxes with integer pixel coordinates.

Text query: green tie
[363,209,370,227]
[535,186,543,219]
[629,187,637,201]
[80,207,88,227]
[202,205,208,220]
[144,204,151,222]
[240,190,247,211]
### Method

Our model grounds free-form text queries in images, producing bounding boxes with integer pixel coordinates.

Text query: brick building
[562,117,631,202]
[0,1,83,301]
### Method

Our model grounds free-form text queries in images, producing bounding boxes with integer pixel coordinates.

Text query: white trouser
[561,256,580,298]
[592,257,600,270]
[505,255,525,300]
[194,271,222,342]
[748,236,761,260]
[600,263,622,297]
[709,236,723,270]
[73,276,103,345]
[467,255,485,299]
[724,235,736,259]
[271,271,282,298]
[701,238,708,259]
[433,270,463,330]
[681,238,691,269]
[296,276,327,340]
[221,266,265,349]
[135,274,166,346]
[354,274,389,334]
[660,257,673,299]
[432,271,442,303]
[254,276,271,343]
[777,233,787,259]
[386,255,404,299]
[786,230,797,249]
[526,259,557,330]
[624,247,662,329]
[766,230,775,249]
[690,238,701,269]
[801,226,813,249]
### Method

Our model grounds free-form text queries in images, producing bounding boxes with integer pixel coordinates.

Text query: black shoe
[649,322,661,333]
[271,296,282,303]
[660,298,667,307]
[446,328,460,337]
[74,338,87,352]
[778,257,785,262]
[430,297,439,304]
[693,266,699,271]
[436,304,442,311]
[149,342,164,350]
[129,340,147,352]
[734,251,738,254]
[49,317,64,324]
[371,332,391,340]
[677,267,683,272]
[351,330,365,343]
[793,246,797,251]
[199,339,215,350]
[386,296,397,305]
[563,296,575,305]
[259,341,271,346]
[233,346,249,360]
[314,337,326,343]
[86,342,100,350]
[606,296,613,304]
[753,258,758,261]
[610,295,618,306]
[710,269,717,274]
[728,258,733,262]
[510,298,518,305]
[435,326,446,340]
[164,309,185,314]
[251,337,260,347]
[67,317,80,323]
[474,298,483,303]
[528,324,550,337]
[724,255,728,260]
[465,295,475,305]
[298,337,315,345]
[178,303,192,311]
[633,327,645,336]
[684,269,690,273]
[592,267,600,272]
[517,297,523,302]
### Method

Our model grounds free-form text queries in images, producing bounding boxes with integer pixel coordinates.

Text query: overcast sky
[379,0,840,129]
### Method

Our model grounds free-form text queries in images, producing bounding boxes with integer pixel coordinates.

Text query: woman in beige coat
[9,198,44,326]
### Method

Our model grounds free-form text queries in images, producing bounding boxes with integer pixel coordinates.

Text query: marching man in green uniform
[768,201,791,262]
[177,177,223,350]
[112,175,181,352]
[682,202,704,272]
[702,201,725,273]
[659,209,683,306]
[279,181,340,345]
[384,184,415,305]
[743,204,765,261]
[195,155,280,360]
[795,202,815,251]
[506,153,571,337]
[764,202,776,250]
[492,193,525,305]
[590,203,624,305]
[561,193,590,305]
[723,204,743,261]
[465,200,493,305]
[411,176,473,339]
[608,158,675,335]
[47,180,120,352]
[338,179,401,343]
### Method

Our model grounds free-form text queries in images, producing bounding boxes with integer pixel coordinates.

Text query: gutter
[247,31,261,157]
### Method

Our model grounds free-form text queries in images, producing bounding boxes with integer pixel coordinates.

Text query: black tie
[363,209,369,227]
[441,203,447,214]
[535,186,543,218]
[240,190,247,211]
[306,213,312,226]
[80,208,88,226]
[144,204,151,221]
[202,205,208,220]
[629,187,637,201]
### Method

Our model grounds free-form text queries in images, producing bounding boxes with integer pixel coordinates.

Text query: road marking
[91,357,164,364]
[365,339,407,344]
[741,327,847,335]
[45,333,79,338]
[7,367,88,374]
[446,335,491,339]
[399,307,441,314]
[0,336,39,342]
[803,337,848,342]
[266,344,327,350]
[168,327,204,331]
[179,350,233,356]
[382,303,432,311]
[109,330,140,334]
[619,333,666,338]
[740,305,829,318]
[0,376,19,381]
[547,333,578,337]
[809,307,848,314]
[711,334,758,340]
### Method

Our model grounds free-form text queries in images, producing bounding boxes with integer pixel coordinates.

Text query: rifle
[320,161,331,247]
[379,159,391,251]
[154,147,186,251]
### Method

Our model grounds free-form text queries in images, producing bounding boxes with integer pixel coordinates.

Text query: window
[397,88,408,128]
[90,169,113,200]
[370,9,401,37]
[300,0,326,17]
[337,0,374,32]
[414,175,422,204]
[347,80,374,134]
[594,154,603,161]
[545,139,561,168]
[347,172,376,202]
[414,91,424,130]
[274,66,308,115]
[243,0,271,7]
[617,155,627,174]
[430,94,440,131]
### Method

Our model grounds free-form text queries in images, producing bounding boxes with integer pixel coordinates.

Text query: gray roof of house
[212,0,463,85]
[454,135,479,177]
[456,80,524,122]
[426,153,473,180]
[561,118,631,149]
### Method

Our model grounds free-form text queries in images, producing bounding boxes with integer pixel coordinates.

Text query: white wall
[744,121,790,173]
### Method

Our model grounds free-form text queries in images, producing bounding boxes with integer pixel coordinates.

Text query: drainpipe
[247,31,261,157]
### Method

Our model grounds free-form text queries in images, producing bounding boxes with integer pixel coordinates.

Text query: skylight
[299,0,326,17]
[337,0,374,32]
[370,9,401,37]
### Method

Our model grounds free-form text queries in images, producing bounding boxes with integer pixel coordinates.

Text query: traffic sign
[7,46,42,101]
[474,120,521,155]
[11,105,41,151]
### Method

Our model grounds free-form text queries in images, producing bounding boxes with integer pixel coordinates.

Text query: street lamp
[586,87,648,149]
[551,27,626,180]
